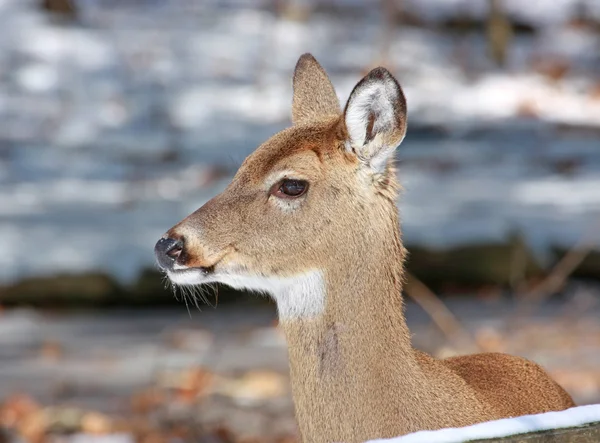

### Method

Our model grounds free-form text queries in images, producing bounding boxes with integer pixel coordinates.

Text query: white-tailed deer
[155,54,575,443]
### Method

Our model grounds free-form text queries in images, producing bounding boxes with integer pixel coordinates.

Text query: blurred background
[1,0,600,441]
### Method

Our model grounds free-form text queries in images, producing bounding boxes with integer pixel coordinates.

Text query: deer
[154,53,575,443]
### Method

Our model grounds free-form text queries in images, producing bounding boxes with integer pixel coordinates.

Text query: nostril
[166,243,183,259]
[154,237,185,270]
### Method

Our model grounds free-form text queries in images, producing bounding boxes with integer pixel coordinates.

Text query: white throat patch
[168,269,326,320]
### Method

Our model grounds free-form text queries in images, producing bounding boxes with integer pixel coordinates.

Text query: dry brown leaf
[0,394,41,428]
[81,411,112,435]
[589,81,600,101]
[531,57,571,82]
[216,371,287,404]
[212,426,236,443]
[130,389,165,415]
[140,432,168,443]
[474,327,507,353]
[434,346,460,359]
[516,100,539,119]
[180,367,214,397]
[551,369,600,397]
[40,340,63,361]
[17,410,48,443]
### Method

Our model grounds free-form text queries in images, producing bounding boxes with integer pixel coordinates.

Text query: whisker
[208,283,218,308]
[190,285,203,311]
[179,285,192,318]
[197,284,211,308]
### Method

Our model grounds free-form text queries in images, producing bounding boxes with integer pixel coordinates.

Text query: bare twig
[376,0,399,68]
[404,272,480,352]
[512,221,600,325]
[525,246,593,304]
[522,222,600,304]
[508,237,528,292]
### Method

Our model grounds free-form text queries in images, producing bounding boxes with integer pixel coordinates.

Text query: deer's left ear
[343,67,407,174]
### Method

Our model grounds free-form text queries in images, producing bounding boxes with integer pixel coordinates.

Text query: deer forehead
[234,118,350,186]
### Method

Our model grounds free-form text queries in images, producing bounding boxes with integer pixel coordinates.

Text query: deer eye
[271,179,308,198]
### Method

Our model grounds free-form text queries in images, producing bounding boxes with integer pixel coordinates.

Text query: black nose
[154,237,184,270]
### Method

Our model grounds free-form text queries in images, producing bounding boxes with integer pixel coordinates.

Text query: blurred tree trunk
[486,0,513,68]
[41,0,77,17]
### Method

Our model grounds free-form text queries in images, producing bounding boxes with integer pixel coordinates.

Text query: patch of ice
[0,0,34,13]
[1,0,600,286]
[16,63,59,92]
[170,87,215,128]
[53,116,100,148]
[367,404,600,443]
[17,26,114,70]
[67,434,134,443]
[515,178,600,213]
[0,309,44,347]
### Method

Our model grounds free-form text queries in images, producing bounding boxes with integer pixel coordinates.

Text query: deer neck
[277,214,438,442]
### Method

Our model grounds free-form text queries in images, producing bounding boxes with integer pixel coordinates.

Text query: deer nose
[154,237,184,270]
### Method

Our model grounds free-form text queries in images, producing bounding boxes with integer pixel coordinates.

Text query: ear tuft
[292,53,341,125]
[343,67,407,173]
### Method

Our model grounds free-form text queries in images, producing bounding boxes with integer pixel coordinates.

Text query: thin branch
[404,272,480,353]
[522,222,600,305]
[524,247,594,304]
[376,0,399,68]
[512,221,600,325]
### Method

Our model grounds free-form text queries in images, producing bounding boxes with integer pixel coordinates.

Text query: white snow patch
[515,179,600,213]
[1,0,600,285]
[67,434,134,443]
[16,63,59,92]
[367,404,600,443]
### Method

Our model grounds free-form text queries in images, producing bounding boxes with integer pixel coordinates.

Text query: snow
[66,434,134,443]
[16,63,60,92]
[0,0,599,283]
[367,404,600,443]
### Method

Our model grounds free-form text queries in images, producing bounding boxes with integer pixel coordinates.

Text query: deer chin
[167,266,326,320]
[166,268,211,286]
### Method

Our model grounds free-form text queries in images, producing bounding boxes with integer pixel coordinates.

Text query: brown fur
[163,54,575,443]
[292,54,341,125]
[440,352,576,417]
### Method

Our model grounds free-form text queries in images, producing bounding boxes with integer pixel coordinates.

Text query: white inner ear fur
[345,78,404,174]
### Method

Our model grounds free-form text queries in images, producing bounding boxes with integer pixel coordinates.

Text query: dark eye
[272,179,308,198]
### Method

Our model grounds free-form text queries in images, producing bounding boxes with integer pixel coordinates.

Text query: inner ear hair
[342,67,407,172]
[365,111,376,145]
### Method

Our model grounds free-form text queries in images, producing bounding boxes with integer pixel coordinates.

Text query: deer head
[154,55,576,443]
[155,54,407,320]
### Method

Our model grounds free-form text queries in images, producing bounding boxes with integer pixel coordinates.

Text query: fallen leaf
[40,340,63,361]
[81,412,112,435]
[17,410,48,443]
[0,394,41,428]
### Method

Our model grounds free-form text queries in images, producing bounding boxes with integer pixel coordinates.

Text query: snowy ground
[371,404,600,443]
[0,0,599,284]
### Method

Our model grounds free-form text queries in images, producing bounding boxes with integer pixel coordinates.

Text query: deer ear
[292,53,341,125]
[343,67,407,174]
